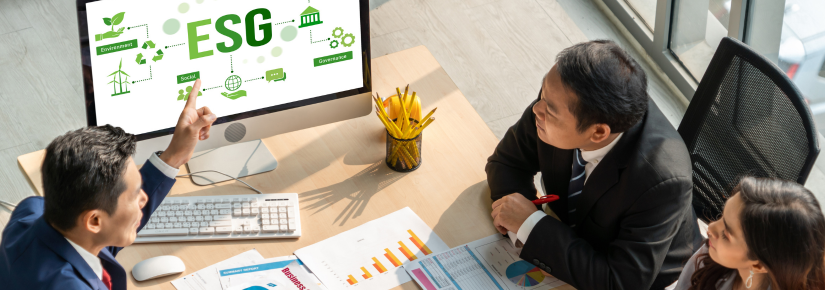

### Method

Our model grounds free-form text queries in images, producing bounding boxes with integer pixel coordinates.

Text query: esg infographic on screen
[87,0,363,135]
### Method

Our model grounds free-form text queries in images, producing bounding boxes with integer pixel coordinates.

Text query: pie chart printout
[506,260,545,287]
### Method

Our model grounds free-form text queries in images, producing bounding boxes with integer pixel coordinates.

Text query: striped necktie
[568,149,587,226]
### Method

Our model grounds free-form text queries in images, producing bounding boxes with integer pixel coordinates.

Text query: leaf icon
[103,17,112,26]
[111,12,125,26]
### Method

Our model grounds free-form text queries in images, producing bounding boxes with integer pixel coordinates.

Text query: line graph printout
[403,234,568,290]
[295,207,449,290]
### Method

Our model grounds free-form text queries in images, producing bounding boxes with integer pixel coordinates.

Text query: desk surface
[18,46,573,290]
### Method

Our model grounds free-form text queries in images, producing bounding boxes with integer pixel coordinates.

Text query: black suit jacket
[486,96,702,290]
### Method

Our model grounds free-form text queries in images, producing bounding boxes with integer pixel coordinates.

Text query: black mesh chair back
[678,37,820,223]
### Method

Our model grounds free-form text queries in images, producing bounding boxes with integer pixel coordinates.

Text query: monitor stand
[185,139,278,186]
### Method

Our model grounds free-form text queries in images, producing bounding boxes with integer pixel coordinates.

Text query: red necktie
[101,268,113,290]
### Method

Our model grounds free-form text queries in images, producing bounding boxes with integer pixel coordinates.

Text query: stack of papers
[171,249,326,290]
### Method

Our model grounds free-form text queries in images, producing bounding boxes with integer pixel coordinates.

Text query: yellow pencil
[374,104,398,134]
[375,111,397,137]
[410,92,417,108]
[402,146,418,167]
[407,108,437,138]
[376,108,402,137]
[402,84,409,103]
[406,118,432,139]
[394,89,407,128]
[398,93,409,132]
[385,117,403,137]
[387,128,416,163]
[409,117,435,138]
[395,87,404,107]
[373,94,381,106]
[389,119,424,163]
[373,96,387,116]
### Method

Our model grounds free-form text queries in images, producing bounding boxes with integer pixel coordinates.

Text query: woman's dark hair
[555,39,648,133]
[689,177,825,290]
[42,125,136,231]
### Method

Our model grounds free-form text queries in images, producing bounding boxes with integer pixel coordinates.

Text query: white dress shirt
[513,133,624,246]
[147,151,181,179]
[65,238,103,280]
[63,153,178,279]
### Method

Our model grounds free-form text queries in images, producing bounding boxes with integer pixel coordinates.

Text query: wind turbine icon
[108,58,131,96]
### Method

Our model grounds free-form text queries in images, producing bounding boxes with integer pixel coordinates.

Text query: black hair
[42,125,136,231]
[689,177,825,290]
[555,39,648,133]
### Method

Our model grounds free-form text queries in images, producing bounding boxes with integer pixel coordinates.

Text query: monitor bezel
[76,0,371,141]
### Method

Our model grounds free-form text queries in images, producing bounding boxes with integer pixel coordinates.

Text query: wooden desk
[18,46,573,290]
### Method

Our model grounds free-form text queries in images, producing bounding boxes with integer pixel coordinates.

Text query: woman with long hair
[670,177,825,290]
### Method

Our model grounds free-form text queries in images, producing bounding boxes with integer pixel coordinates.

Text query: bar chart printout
[361,267,373,279]
[402,234,568,290]
[385,249,402,267]
[346,275,357,285]
[372,257,388,273]
[295,207,449,290]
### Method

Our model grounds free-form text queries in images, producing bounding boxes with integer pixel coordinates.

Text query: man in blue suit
[0,80,216,290]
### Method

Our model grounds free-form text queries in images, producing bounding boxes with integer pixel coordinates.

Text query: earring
[745,270,754,289]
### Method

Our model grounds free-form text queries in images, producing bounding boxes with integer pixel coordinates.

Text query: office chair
[678,37,820,223]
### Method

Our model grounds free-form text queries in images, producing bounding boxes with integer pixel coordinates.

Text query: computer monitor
[76,0,371,184]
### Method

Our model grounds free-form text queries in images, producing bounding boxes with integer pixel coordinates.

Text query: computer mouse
[131,255,186,281]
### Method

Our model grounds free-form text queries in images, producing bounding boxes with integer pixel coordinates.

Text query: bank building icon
[299,6,323,28]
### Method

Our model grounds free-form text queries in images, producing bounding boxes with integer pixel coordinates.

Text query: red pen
[532,194,559,205]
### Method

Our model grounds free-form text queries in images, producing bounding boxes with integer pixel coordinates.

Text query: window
[598,0,751,100]
[777,0,825,135]
[602,0,825,177]
[819,60,825,79]
[624,0,657,32]
[669,0,732,81]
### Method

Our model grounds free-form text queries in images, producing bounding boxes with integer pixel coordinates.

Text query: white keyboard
[134,193,301,243]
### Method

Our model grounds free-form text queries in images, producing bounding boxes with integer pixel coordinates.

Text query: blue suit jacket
[0,161,176,290]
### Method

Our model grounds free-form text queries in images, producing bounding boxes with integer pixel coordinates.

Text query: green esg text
[187,8,284,60]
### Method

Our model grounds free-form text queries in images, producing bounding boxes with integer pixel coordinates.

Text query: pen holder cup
[385,119,423,172]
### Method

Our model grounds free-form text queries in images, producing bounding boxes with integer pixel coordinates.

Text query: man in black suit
[488,40,702,290]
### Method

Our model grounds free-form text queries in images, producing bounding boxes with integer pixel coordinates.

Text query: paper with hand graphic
[217,256,326,290]
[218,260,324,290]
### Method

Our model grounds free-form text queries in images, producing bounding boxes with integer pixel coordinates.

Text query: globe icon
[225,75,242,91]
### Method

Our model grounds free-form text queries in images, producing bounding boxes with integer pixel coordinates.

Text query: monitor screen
[80,0,367,137]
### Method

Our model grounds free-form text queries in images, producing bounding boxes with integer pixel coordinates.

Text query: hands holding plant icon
[95,12,126,41]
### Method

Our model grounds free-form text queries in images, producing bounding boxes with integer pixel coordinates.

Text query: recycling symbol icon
[136,40,163,65]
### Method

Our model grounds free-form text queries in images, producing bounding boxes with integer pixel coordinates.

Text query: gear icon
[332,27,344,38]
[330,40,339,49]
[341,33,356,47]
